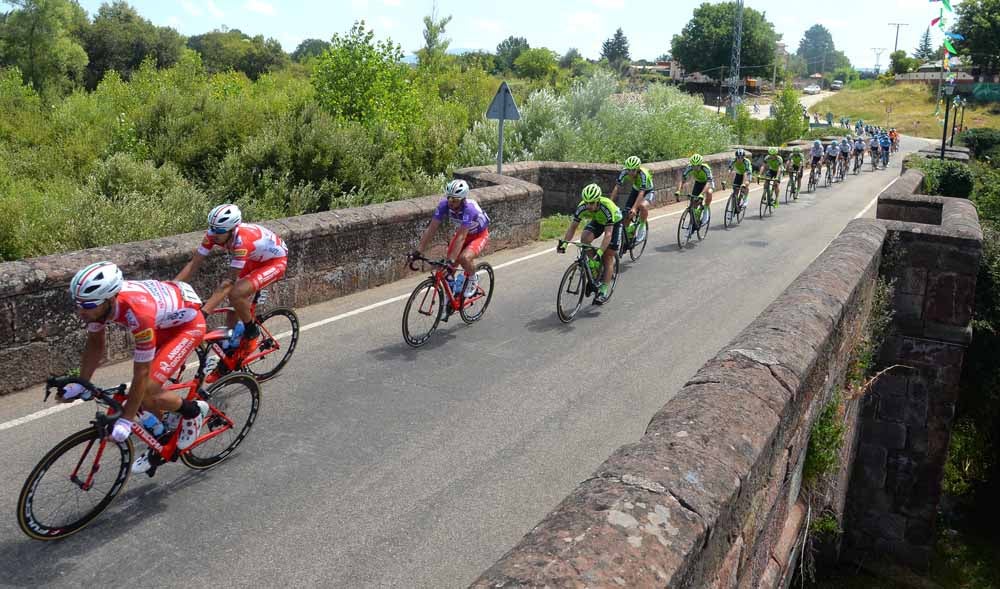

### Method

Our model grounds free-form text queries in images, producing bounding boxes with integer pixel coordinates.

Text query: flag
[944,38,958,54]
[945,32,965,40]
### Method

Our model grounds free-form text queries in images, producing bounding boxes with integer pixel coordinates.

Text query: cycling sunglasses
[75,299,103,309]
[208,226,230,235]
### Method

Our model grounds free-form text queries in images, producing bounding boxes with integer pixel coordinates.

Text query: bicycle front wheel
[181,372,261,470]
[402,278,444,347]
[677,209,694,249]
[245,307,299,381]
[556,262,585,323]
[460,263,495,324]
[760,189,771,218]
[18,428,133,541]
[697,208,710,240]
[784,181,793,204]
[628,222,647,261]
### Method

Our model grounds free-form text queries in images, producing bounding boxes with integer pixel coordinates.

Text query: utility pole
[872,48,886,74]
[888,23,909,53]
[718,65,726,114]
[727,0,744,118]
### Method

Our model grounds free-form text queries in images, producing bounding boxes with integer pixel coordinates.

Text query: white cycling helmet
[207,204,242,232]
[70,261,123,303]
[445,179,470,199]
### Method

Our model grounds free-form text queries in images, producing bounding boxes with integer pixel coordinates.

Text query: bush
[960,128,1000,158]
[765,87,809,146]
[910,158,975,199]
[803,393,846,486]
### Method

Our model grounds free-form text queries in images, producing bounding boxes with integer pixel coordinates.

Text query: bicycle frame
[205,289,284,372]
[409,254,484,317]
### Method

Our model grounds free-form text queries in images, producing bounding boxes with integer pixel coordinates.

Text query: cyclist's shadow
[369,328,459,361]
[0,468,207,586]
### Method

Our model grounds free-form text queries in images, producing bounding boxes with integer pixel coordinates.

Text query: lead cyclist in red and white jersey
[175,204,288,355]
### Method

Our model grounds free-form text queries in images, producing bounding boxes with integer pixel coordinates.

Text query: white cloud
[166,15,181,27]
[592,0,624,8]
[243,0,275,15]
[383,0,401,5]
[179,0,202,17]
[376,16,396,31]
[206,0,224,18]
[567,11,601,32]
[472,18,503,35]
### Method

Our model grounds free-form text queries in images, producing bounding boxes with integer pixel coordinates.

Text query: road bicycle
[199,287,299,384]
[18,371,260,541]
[807,165,819,193]
[759,174,779,218]
[722,180,748,228]
[620,210,648,262]
[881,147,890,168]
[555,240,620,322]
[675,190,711,249]
[784,168,801,204]
[402,254,495,347]
[853,151,863,175]
[871,148,880,171]
[824,160,834,187]
[837,156,848,182]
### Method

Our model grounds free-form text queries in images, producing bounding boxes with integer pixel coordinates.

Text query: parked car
[803,84,821,95]
[831,80,844,90]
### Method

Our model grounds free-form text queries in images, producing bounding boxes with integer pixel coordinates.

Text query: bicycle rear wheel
[181,373,261,470]
[402,278,443,347]
[18,428,133,540]
[460,263,495,324]
[628,222,647,261]
[784,181,793,204]
[808,170,817,193]
[556,262,585,323]
[244,307,299,382]
[597,254,621,304]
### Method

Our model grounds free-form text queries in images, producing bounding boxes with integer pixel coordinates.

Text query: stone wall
[0,178,542,394]
[456,153,734,215]
[471,219,890,588]
[843,169,982,568]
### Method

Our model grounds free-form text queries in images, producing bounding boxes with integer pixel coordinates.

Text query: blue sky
[71,0,955,70]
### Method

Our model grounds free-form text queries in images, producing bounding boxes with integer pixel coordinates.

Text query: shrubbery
[909,157,976,199]
[960,128,1000,158]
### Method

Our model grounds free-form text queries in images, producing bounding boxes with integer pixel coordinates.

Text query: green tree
[914,27,935,61]
[765,86,807,145]
[187,28,288,80]
[311,21,417,138]
[291,38,330,62]
[80,1,184,90]
[671,2,779,76]
[514,47,556,80]
[416,11,452,73]
[957,0,1000,74]
[601,27,630,69]
[495,35,528,73]
[559,48,581,69]
[796,24,850,74]
[889,50,919,75]
[457,50,495,73]
[0,0,88,94]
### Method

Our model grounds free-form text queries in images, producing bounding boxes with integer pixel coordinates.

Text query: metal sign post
[486,82,521,175]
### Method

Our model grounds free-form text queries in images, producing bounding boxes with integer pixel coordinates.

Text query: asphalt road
[0,136,931,588]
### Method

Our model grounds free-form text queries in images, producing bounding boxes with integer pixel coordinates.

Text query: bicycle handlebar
[557,240,599,250]
[407,253,454,272]
[45,376,126,422]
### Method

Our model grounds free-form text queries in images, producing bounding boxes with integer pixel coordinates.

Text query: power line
[871,48,886,74]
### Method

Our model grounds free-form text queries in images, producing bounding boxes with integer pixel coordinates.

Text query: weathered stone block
[865,421,907,450]
[924,272,976,326]
[877,394,907,423]
[855,443,888,489]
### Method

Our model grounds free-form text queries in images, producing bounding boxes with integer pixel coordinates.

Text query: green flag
[944,38,958,54]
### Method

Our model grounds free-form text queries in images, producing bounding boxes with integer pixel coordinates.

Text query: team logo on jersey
[133,328,154,344]
[233,249,248,257]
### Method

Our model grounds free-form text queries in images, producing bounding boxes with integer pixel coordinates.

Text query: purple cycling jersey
[432,198,490,234]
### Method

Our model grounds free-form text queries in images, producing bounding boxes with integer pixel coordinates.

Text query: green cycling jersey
[789,153,804,166]
[763,154,784,172]
[572,196,622,226]
[730,156,752,175]
[617,167,654,192]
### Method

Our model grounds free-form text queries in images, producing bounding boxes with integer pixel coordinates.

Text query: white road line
[855,176,901,219]
[0,180,883,433]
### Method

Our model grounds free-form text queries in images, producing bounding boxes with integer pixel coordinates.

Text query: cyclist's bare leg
[141,380,184,417]
[599,228,615,284]
[229,278,256,325]
[703,187,714,209]
[456,248,475,276]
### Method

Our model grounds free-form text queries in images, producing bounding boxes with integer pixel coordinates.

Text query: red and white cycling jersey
[198,223,287,270]
[86,280,203,363]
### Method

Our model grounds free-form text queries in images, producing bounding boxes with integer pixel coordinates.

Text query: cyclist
[609,156,654,242]
[853,135,867,168]
[869,134,881,168]
[728,148,753,210]
[838,138,852,178]
[412,179,490,299]
[557,183,622,304]
[786,147,804,194]
[678,154,715,224]
[879,132,892,167]
[758,147,783,207]
[60,262,210,473]
[175,204,288,358]
[889,128,900,152]
[809,140,825,175]
[825,140,840,179]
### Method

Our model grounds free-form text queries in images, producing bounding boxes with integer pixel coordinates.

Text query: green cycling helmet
[581,183,602,203]
[768,147,778,155]
[689,154,704,166]
[624,156,641,170]
[792,146,801,153]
